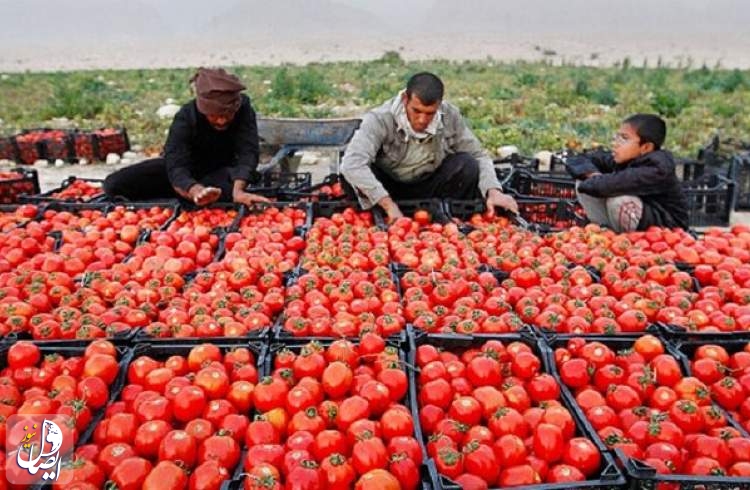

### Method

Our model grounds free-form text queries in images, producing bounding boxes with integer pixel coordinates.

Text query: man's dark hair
[405,72,444,105]
[624,113,667,149]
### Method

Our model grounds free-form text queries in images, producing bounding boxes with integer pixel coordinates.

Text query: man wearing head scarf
[104,67,269,206]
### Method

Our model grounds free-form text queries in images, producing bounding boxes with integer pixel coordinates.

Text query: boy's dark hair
[624,113,667,149]
[406,72,444,105]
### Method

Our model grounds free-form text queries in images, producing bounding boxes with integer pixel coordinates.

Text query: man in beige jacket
[341,72,518,222]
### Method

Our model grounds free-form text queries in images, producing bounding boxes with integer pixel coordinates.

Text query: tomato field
[2,197,750,489]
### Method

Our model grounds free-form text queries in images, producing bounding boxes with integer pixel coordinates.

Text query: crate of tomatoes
[503,169,577,201]
[0,136,16,161]
[410,332,627,489]
[245,171,313,199]
[0,339,133,487]
[446,198,587,233]
[280,173,349,201]
[545,333,750,488]
[13,130,46,164]
[21,176,106,203]
[223,334,426,489]
[78,340,266,489]
[668,338,750,435]
[71,130,99,161]
[0,167,40,204]
[93,127,130,160]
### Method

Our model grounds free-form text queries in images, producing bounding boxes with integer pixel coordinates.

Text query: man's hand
[189,184,222,207]
[377,196,404,224]
[485,188,519,216]
[233,189,271,206]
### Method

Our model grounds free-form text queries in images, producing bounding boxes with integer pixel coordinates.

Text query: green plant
[651,91,690,118]
[0,60,747,158]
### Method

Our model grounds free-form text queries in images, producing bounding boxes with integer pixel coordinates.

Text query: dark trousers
[103,158,235,202]
[345,152,481,201]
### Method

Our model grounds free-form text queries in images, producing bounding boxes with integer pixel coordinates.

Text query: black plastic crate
[312,199,376,221]
[13,326,139,345]
[683,174,736,227]
[41,131,75,161]
[654,320,750,341]
[71,130,99,161]
[668,337,750,432]
[542,334,750,482]
[444,198,530,229]
[38,201,110,227]
[698,135,749,169]
[0,341,133,487]
[0,203,42,231]
[115,340,266,488]
[136,323,270,344]
[732,153,750,210]
[0,136,17,161]
[445,196,588,231]
[104,200,181,231]
[93,127,130,160]
[495,152,569,174]
[0,167,40,204]
[410,332,627,490]
[504,169,577,200]
[21,176,106,203]
[13,130,47,164]
[279,173,347,201]
[220,338,423,490]
[617,447,750,490]
[675,156,710,182]
[516,196,587,232]
[245,171,312,197]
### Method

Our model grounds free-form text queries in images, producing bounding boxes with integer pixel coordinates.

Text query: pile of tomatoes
[245,335,418,489]
[4,198,750,488]
[0,340,119,486]
[301,209,388,272]
[683,341,750,434]
[0,204,37,232]
[0,171,38,205]
[553,335,750,478]
[282,266,404,338]
[62,342,257,490]
[415,338,603,488]
[50,179,104,202]
[139,206,307,339]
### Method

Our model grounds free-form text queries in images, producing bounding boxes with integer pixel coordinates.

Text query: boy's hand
[585,172,602,179]
[486,189,519,216]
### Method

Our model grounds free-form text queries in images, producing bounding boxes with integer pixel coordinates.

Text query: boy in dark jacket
[566,114,689,231]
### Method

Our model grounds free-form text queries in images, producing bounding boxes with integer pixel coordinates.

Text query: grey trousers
[576,181,643,232]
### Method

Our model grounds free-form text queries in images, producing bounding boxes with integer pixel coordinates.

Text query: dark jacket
[566,149,689,230]
[164,94,259,192]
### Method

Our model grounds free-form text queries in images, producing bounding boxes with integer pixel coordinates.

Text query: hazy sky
[0,0,748,71]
